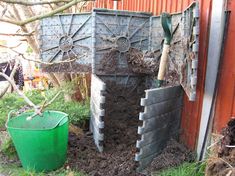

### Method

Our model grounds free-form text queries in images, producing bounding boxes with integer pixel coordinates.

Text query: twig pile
[206,118,235,176]
[126,48,160,74]
[99,50,118,74]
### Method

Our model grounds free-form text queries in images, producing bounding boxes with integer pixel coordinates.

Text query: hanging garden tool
[157,12,172,87]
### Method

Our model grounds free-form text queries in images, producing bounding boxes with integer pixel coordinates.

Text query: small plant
[0,88,90,129]
[0,138,17,159]
[0,163,86,176]
[157,162,206,176]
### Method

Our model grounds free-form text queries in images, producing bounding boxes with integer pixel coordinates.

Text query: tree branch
[26,91,62,120]
[1,0,72,6]
[0,59,19,98]
[0,44,87,65]
[0,0,88,26]
[0,4,8,17]
[0,31,34,36]
[0,43,22,49]
[0,72,38,111]
[44,91,62,108]
[0,71,63,120]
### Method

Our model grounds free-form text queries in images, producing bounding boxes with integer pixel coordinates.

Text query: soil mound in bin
[145,139,195,174]
[68,80,146,176]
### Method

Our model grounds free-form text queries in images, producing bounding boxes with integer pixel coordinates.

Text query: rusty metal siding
[81,0,211,150]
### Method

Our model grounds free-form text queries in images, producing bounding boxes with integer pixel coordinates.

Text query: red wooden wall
[213,0,235,133]
[82,0,194,15]
[81,0,212,150]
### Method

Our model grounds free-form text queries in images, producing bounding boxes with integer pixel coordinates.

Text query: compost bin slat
[89,74,106,152]
[135,85,183,172]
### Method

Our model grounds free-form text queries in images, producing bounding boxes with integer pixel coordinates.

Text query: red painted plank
[214,0,235,131]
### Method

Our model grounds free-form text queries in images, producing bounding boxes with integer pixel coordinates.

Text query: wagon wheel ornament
[41,15,91,67]
[96,15,149,72]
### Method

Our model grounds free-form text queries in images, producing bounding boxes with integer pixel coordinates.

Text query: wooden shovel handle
[157,44,170,81]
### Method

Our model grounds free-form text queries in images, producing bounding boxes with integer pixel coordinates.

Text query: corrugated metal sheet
[80,0,211,150]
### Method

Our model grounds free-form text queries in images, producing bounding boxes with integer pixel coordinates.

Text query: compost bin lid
[6,110,68,131]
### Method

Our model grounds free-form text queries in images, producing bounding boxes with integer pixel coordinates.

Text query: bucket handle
[6,109,18,126]
[46,111,68,128]
[6,110,68,130]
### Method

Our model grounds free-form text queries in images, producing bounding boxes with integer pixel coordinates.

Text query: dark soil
[67,133,194,176]
[206,118,235,176]
[67,130,143,176]
[126,48,160,75]
[67,80,145,176]
[145,139,195,175]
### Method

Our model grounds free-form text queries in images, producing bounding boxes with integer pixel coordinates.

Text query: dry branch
[0,71,63,120]
[0,0,95,6]
[0,43,87,65]
[0,59,19,98]
[0,0,89,26]
[44,91,62,108]
[26,91,62,120]
[0,31,35,36]
[1,0,72,6]
[0,43,22,49]
[0,72,39,111]
[20,53,87,65]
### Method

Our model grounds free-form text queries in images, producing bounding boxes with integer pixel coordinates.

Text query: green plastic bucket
[6,110,68,172]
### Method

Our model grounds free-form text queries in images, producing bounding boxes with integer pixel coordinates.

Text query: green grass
[0,89,90,128]
[157,162,206,176]
[0,163,86,176]
[0,137,17,159]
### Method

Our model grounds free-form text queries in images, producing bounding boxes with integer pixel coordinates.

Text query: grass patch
[0,89,90,129]
[157,162,206,176]
[0,163,86,176]
[0,137,17,159]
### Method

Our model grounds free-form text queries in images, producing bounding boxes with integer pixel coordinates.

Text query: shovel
[157,12,172,87]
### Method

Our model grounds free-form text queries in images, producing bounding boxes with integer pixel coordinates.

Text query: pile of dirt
[206,118,235,176]
[67,80,146,175]
[99,50,119,74]
[126,48,161,74]
[145,139,195,174]
[67,130,144,176]
[99,48,161,75]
